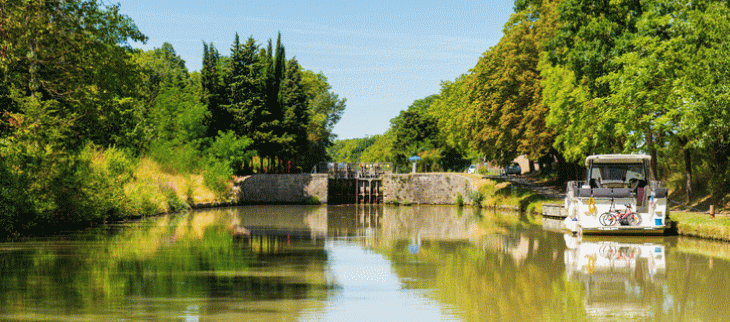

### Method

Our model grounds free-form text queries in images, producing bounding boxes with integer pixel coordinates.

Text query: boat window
[589,163,646,186]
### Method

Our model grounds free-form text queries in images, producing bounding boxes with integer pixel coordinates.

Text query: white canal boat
[563,154,668,234]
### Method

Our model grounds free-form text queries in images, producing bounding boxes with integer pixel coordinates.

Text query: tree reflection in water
[0,208,330,320]
[2,206,730,321]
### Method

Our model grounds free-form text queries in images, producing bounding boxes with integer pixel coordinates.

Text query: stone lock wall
[237,174,328,204]
[383,173,474,205]
[236,173,474,205]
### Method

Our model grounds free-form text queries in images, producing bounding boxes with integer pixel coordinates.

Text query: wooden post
[710,205,715,218]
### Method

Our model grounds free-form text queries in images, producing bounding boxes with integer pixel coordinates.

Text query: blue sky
[116,0,515,139]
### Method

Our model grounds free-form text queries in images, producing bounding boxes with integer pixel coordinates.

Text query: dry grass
[122,158,218,216]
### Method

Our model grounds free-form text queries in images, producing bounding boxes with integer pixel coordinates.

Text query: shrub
[206,131,255,174]
[123,182,161,217]
[470,190,484,208]
[203,159,234,201]
[184,177,196,205]
[478,166,490,176]
[303,196,321,205]
[160,181,190,213]
[149,140,202,174]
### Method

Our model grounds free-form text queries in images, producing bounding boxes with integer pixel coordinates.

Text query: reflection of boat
[562,154,668,234]
[564,235,666,320]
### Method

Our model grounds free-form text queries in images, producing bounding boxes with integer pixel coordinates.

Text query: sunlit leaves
[431,0,559,165]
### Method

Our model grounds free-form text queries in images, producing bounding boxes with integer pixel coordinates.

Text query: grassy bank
[670,211,730,241]
[469,175,561,225]
[122,157,219,216]
[0,145,226,238]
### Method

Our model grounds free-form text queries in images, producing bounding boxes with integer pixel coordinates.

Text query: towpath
[486,174,566,200]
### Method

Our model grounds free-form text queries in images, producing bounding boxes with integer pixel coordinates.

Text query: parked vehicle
[562,154,668,234]
[467,164,477,174]
[504,162,521,175]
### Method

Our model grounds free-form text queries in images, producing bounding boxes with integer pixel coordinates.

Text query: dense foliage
[342,0,730,203]
[0,1,346,236]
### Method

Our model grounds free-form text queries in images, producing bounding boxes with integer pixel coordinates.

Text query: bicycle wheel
[599,244,615,258]
[599,212,616,226]
[628,213,642,226]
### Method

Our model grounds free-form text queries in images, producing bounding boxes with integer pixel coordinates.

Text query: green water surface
[0,205,727,321]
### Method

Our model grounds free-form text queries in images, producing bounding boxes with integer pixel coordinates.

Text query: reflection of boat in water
[564,235,666,320]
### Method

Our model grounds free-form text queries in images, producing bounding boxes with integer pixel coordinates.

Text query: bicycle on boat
[598,199,642,227]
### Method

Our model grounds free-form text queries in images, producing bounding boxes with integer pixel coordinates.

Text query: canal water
[0,205,729,321]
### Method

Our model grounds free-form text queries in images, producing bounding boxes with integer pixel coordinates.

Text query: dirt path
[486,174,565,200]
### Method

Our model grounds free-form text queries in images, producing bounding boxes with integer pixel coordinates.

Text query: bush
[184,177,196,205]
[124,183,162,217]
[478,166,491,176]
[203,159,234,201]
[161,181,190,213]
[303,196,321,205]
[149,140,202,174]
[0,141,137,234]
[470,190,484,208]
[206,131,255,174]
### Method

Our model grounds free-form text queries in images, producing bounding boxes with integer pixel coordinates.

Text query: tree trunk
[684,146,692,202]
[554,151,569,182]
[646,130,658,180]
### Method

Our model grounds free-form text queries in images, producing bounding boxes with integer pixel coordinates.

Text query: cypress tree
[281,57,309,170]
[202,42,228,136]
[223,34,272,171]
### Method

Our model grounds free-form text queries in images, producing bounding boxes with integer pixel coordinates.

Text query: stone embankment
[236,174,328,204]
[233,173,476,205]
[383,173,474,205]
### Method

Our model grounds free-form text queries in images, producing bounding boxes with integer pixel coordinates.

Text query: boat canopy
[585,154,651,166]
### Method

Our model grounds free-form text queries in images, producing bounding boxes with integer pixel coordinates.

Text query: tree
[329,137,377,163]
[299,70,346,169]
[429,77,476,157]
[202,42,229,137]
[432,0,560,167]
[0,0,147,149]
[546,0,643,97]
[136,43,189,101]
[360,133,396,164]
[390,103,439,169]
[677,2,730,195]
[545,0,730,193]
[258,33,288,172]
[543,0,653,177]
[281,57,309,170]
[150,86,207,144]
[223,34,269,169]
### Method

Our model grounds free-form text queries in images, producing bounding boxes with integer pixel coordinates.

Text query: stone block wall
[383,173,474,205]
[237,174,328,204]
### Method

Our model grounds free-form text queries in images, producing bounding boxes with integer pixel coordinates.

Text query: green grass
[671,211,730,241]
[470,177,562,226]
[475,178,560,214]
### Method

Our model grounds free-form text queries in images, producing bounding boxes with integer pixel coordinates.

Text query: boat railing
[566,181,584,197]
